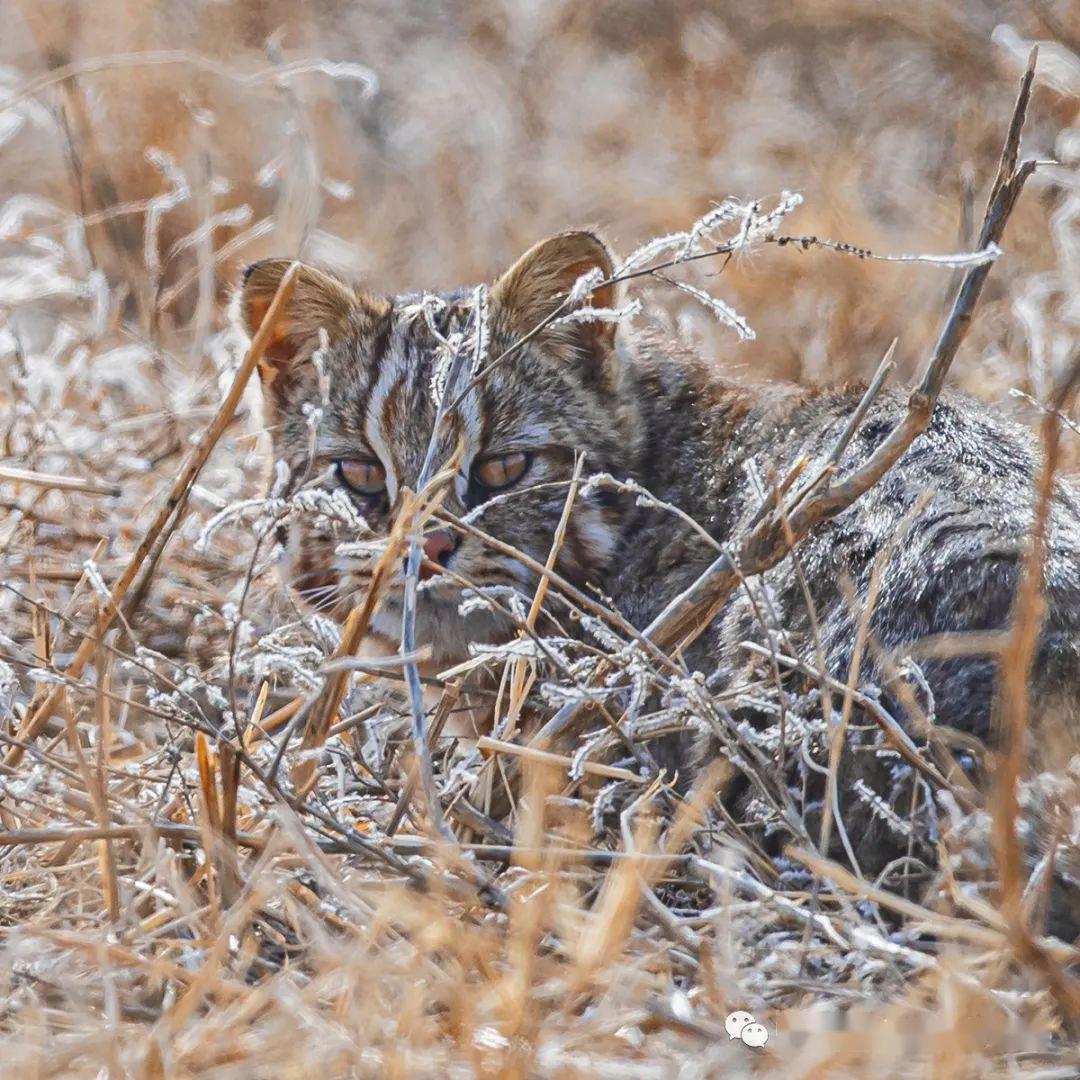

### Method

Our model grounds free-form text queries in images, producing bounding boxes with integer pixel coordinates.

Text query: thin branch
[640,47,1041,658]
[992,345,1080,1020]
[0,464,121,498]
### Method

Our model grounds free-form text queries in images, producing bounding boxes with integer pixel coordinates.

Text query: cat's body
[238,230,1080,909]
[617,336,1080,886]
[619,331,1080,746]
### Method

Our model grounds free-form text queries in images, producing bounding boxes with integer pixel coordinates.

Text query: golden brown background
[7,0,1077,396]
[3,5,1080,1074]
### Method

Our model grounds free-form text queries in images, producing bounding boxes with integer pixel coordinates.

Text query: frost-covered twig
[640,51,1041,663]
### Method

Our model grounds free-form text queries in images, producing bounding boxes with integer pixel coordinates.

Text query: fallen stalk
[476,735,642,783]
[0,464,121,497]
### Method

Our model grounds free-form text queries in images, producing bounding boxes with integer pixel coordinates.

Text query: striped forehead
[316,293,588,499]
[361,306,483,497]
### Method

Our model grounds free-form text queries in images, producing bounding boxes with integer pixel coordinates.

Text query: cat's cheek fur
[278,526,346,615]
[568,502,620,574]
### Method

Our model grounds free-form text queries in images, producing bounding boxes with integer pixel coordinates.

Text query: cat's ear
[235,259,373,393]
[492,230,620,366]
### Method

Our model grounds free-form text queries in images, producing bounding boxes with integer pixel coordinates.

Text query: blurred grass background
[7,0,1078,394]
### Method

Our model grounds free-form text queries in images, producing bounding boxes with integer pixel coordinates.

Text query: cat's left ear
[492,230,620,373]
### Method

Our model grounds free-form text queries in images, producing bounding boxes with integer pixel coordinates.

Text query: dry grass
[5,2,1080,1076]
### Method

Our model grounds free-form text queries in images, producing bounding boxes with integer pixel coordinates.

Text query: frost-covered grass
[3,3,1080,1076]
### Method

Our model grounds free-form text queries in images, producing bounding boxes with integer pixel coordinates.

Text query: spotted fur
[237,234,1080,742]
[240,232,1080,928]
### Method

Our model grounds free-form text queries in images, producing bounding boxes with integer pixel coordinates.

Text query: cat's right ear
[235,259,375,395]
[491,230,623,385]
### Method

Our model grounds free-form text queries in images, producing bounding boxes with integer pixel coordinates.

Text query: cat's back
[614,336,1080,740]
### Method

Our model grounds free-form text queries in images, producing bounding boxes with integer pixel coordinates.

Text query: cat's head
[235,231,638,664]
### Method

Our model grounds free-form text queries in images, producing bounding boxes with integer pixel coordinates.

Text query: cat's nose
[416,529,458,581]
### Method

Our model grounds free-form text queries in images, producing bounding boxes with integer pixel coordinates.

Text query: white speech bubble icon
[741,1022,769,1048]
[725,1011,755,1040]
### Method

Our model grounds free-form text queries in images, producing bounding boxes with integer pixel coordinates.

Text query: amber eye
[473,451,531,491]
[336,458,386,495]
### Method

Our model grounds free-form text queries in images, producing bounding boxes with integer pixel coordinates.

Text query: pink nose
[418,530,457,580]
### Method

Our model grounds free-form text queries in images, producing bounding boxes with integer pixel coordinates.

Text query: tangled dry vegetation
[7,2,1080,1077]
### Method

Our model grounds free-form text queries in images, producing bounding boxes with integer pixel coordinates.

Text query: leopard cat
[237,231,1080,931]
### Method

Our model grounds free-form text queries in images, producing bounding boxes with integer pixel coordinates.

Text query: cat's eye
[336,458,386,495]
[473,451,531,490]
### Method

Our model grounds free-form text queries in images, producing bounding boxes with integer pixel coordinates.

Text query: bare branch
[641,48,1041,657]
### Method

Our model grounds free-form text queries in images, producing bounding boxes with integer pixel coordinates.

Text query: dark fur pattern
[239,233,1080,922]
[617,330,1080,898]
[620,331,1080,746]
[238,235,635,665]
